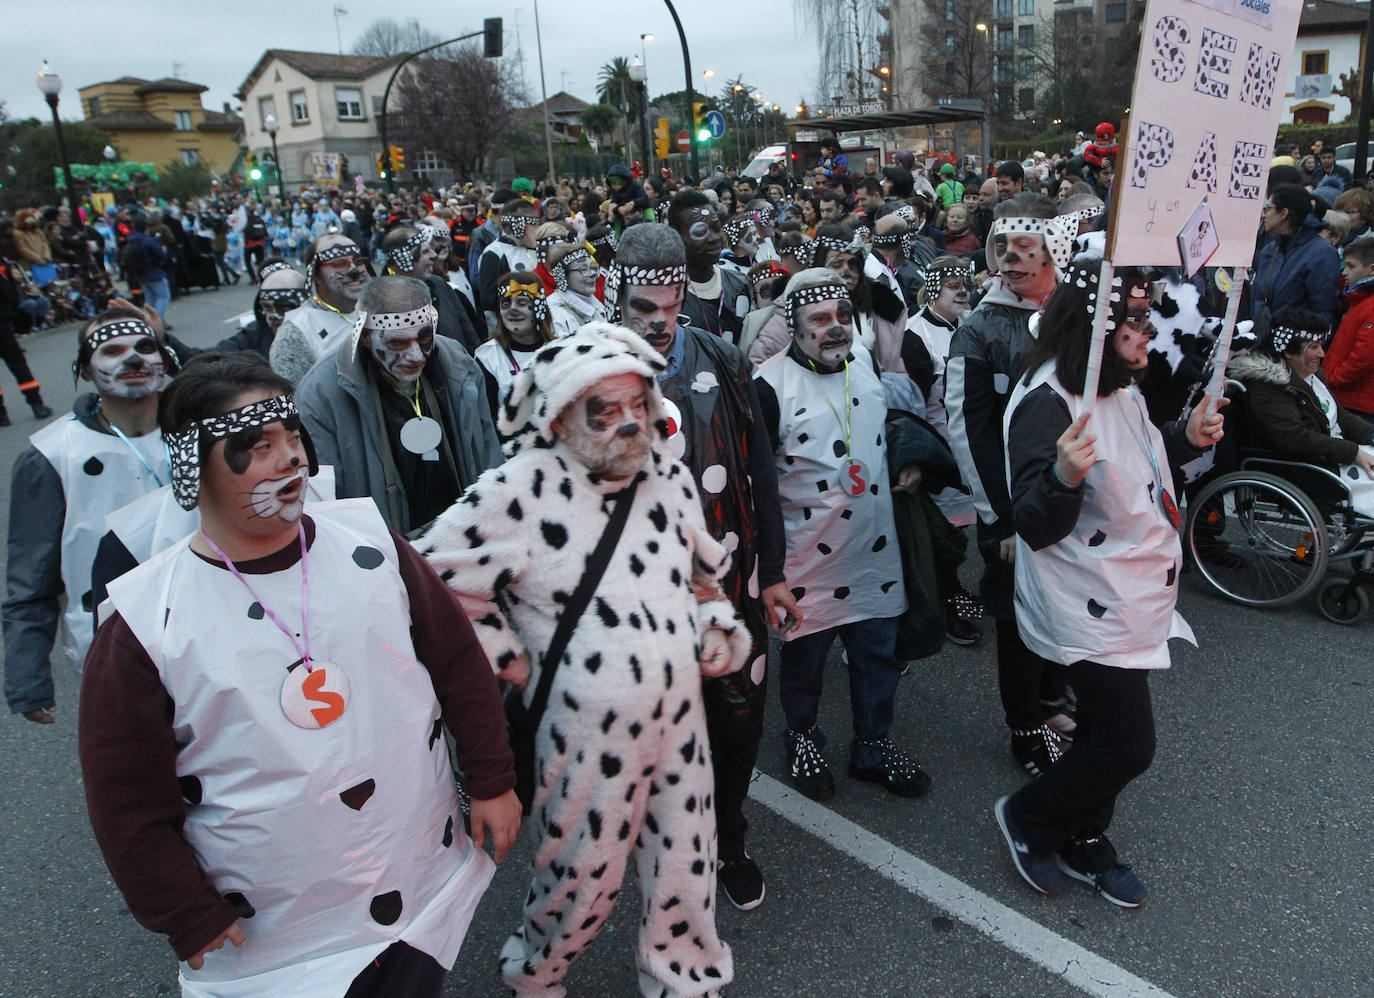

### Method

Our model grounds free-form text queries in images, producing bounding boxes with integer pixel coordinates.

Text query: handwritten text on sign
[1111,0,1301,266]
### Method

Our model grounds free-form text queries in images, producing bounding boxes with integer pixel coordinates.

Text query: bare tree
[1027,11,1138,131]
[919,0,993,107]
[793,0,885,102]
[351,17,444,57]
[390,47,516,179]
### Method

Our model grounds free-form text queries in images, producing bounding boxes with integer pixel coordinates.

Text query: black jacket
[1228,352,1374,468]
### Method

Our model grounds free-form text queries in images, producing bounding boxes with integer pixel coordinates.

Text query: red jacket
[1325,277,1374,415]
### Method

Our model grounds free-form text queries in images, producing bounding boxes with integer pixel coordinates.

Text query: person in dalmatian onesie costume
[4,305,178,724]
[420,322,750,998]
[992,261,1224,908]
[609,223,800,912]
[78,352,521,997]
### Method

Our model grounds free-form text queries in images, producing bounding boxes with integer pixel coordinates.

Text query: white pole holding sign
[1081,258,1117,413]
[1203,266,1247,413]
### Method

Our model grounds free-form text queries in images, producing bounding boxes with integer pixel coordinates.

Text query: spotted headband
[351,303,439,356]
[85,317,156,350]
[589,229,618,251]
[307,241,367,284]
[1060,205,1105,226]
[750,261,790,287]
[258,261,294,281]
[552,247,595,293]
[1062,261,1126,331]
[792,240,819,268]
[386,229,430,274]
[814,234,860,257]
[783,282,850,329]
[498,275,548,321]
[504,214,533,239]
[723,216,756,242]
[989,215,1076,269]
[536,233,573,261]
[923,262,975,291]
[258,287,307,308]
[168,395,298,510]
[1270,325,1324,353]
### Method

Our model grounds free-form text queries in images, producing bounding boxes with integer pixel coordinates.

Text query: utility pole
[663,0,701,181]
[533,0,558,186]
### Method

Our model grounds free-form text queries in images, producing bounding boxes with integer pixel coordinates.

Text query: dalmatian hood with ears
[498,321,673,460]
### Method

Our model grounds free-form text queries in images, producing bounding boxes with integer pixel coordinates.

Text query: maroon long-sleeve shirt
[78,517,514,961]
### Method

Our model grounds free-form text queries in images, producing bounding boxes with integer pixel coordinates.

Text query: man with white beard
[4,307,178,723]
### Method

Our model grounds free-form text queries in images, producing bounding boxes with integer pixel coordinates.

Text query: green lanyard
[807,356,852,459]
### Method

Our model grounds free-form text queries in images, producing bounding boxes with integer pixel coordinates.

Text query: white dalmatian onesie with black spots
[422,324,749,998]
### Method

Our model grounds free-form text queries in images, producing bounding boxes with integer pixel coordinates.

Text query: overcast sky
[6,0,818,124]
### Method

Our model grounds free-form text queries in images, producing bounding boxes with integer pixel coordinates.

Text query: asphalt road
[0,283,1370,998]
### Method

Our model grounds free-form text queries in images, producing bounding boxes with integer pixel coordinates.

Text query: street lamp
[629,57,650,175]
[638,35,655,173]
[264,113,283,201]
[35,61,78,218]
[103,145,117,161]
[703,68,715,82]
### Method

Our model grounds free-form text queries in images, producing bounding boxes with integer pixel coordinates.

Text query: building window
[996,54,1013,82]
[997,26,1014,50]
[1106,2,1127,21]
[174,110,193,131]
[1019,0,1035,13]
[996,87,1013,114]
[88,97,102,116]
[336,88,365,120]
[946,0,955,19]
[416,149,445,172]
[289,90,309,124]
[944,60,956,83]
[1018,23,1035,45]
[1018,55,1034,77]
[996,0,1013,17]
[946,32,955,53]
[180,149,200,166]
[258,96,276,129]
[1303,51,1329,75]
[1019,87,1035,111]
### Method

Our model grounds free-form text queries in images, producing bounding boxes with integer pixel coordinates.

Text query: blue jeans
[141,277,170,317]
[779,615,903,767]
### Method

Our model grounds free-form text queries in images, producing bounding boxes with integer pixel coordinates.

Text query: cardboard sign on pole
[1109,0,1304,267]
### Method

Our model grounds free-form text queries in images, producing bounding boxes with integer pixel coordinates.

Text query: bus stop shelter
[791,103,990,172]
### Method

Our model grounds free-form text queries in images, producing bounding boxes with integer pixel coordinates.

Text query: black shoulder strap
[526,475,641,722]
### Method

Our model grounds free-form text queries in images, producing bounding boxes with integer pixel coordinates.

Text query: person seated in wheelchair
[1227,306,1374,514]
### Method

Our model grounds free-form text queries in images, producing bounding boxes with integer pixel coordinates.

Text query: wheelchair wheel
[1186,471,1328,607]
[1317,578,1369,626]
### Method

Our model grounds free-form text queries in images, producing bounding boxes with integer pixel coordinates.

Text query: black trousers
[0,320,39,398]
[343,942,445,998]
[1010,661,1156,862]
[703,672,766,861]
[978,521,1068,728]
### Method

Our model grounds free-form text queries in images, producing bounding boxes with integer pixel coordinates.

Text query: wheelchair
[1182,381,1374,625]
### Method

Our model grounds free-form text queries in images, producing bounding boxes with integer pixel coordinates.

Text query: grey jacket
[295,337,502,534]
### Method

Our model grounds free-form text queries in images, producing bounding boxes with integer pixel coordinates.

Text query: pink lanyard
[199,524,314,672]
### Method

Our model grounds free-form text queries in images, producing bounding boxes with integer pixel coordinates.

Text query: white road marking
[749,773,1178,998]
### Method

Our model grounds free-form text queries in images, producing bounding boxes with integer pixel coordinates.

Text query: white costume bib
[1006,366,1194,669]
[30,416,169,669]
[907,309,976,527]
[278,300,355,362]
[547,289,608,339]
[475,340,540,404]
[107,500,493,997]
[757,345,907,637]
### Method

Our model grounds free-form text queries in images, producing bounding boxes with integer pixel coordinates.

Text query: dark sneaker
[786,727,836,800]
[29,402,53,420]
[993,796,1064,896]
[1010,725,1066,777]
[717,854,765,911]
[1058,835,1147,908]
[946,615,981,647]
[849,737,932,797]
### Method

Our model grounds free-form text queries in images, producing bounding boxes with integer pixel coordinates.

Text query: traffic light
[247,152,261,181]
[692,103,708,143]
[375,153,388,179]
[483,17,503,58]
[654,117,670,160]
[389,145,406,172]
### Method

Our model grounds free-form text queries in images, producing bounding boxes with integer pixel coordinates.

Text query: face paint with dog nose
[361,305,438,385]
[87,331,166,400]
[557,372,653,480]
